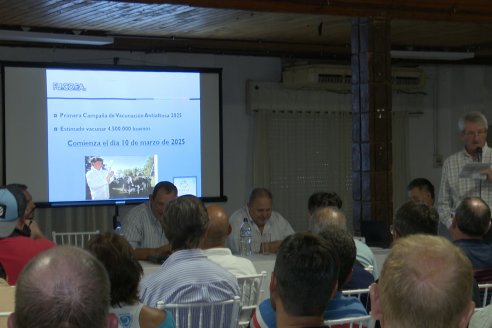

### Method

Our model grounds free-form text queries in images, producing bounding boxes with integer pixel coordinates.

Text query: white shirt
[438,144,492,228]
[227,206,294,254]
[203,247,257,277]
[121,202,168,249]
[85,168,112,200]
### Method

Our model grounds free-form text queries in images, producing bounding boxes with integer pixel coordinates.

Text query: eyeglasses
[464,130,487,138]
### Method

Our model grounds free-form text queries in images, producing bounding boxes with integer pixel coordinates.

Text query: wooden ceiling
[1,0,492,64]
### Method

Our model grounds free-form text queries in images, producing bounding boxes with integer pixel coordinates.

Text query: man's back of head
[203,204,230,249]
[163,195,209,251]
[393,200,439,239]
[318,226,356,290]
[308,192,343,215]
[9,246,116,328]
[453,197,491,238]
[311,206,347,233]
[371,234,475,328]
[272,232,338,325]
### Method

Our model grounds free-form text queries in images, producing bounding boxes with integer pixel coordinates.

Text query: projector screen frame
[1,61,227,208]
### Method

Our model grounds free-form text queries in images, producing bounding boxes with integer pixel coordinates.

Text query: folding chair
[478,283,492,308]
[160,296,241,328]
[342,288,371,310]
[237,271,267,327]
[51,230,100,247]
[325,315,375,328]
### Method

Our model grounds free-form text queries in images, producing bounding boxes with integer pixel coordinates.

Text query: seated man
[0,185,55,285]
[254,232,339,328]
[451,197,492,283]
[202,204,257,276]
[227,188,294,254]
[7,246,118,328]
[407,178,435,207]
[251,227,367,328]
[140,195,240,308]
[121,181,177,260]
[311,205,379,279]
[370,235,475,328]
[392,200,439,240]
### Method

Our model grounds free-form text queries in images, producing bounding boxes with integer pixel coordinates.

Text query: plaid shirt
[438,144,492,228]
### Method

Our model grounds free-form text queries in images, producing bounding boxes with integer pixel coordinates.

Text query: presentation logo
[52,82,87,91]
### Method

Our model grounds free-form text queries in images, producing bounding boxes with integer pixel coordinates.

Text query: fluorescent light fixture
[391,50,474,61]
[0,30,113,46]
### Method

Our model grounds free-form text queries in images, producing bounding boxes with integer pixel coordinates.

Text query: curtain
[253,110,408,233]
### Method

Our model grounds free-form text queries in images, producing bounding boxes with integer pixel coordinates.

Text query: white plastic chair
[236,271,267,327]
[325,314,375,328]
[478,283,492,308]
[159,296,241,328]
[342,288,371,310]
[51,230,100,247]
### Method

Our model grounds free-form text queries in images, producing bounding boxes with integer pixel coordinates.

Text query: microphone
[476,147,483,163]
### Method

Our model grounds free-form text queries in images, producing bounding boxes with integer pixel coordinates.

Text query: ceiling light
[0,30,113,46]
[391,50,474,61]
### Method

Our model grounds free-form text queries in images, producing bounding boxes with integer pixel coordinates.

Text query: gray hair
[311,207,347,233]
[14,246,111,328]
[458,111,488,132]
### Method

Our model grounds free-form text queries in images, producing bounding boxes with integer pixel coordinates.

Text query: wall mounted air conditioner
[282,64,426,93]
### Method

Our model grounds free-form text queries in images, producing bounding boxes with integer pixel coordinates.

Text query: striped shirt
[139,249,240,308]
[121,202,168,249]
[438,144,492,228]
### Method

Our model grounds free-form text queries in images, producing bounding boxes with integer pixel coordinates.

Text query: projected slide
[46,69,201,201]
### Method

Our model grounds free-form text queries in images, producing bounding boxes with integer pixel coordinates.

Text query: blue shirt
[251,291,367,328]
[139,249,240,307]
[454,239,492,283]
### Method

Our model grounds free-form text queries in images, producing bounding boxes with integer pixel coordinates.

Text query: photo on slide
[85,155,157,200]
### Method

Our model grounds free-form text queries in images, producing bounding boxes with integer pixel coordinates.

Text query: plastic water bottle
[239,217,252,256]
[114,222,123,236]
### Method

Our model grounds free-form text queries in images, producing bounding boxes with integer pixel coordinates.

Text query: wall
[1,45,492,232]
[0,46,281,233]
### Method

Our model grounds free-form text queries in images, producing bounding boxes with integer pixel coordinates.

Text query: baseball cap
[0,188,20,238]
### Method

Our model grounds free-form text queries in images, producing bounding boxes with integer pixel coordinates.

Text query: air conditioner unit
[282,64,426,92]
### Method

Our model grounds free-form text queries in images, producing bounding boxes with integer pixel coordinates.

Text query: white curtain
[253,110,408,233]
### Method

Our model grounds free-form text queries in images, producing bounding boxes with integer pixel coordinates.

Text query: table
[370,247,390,272]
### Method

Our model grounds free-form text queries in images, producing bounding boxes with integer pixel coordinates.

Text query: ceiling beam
[106,0,492,23]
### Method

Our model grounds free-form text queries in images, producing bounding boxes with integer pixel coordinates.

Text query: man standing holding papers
[438,111,492,232]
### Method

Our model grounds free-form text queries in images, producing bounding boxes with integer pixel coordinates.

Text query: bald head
[11,246,114,328]
[312,207,347,233]
[203,204,230,248]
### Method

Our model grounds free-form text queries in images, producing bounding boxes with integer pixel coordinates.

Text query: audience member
[0,185,55,285]
[87,232,175,328]
[311,206,379,279]
[407,178,435,206]
[307,191,343,215]
[451,197,492,283]
[370,234,475,328]
[140,195,240,309]
[121,181,177,260]
[392,200,439,240]
[228,188,294,254]
[438,111,492,232]
[252,232,339,328]
[251,227,368,328]
[470,304,492,328]
[7,246,118,328]
[202,204,256,276]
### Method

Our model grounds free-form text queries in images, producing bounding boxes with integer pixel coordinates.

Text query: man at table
[227,188,294,254]
[121,181,177,260]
